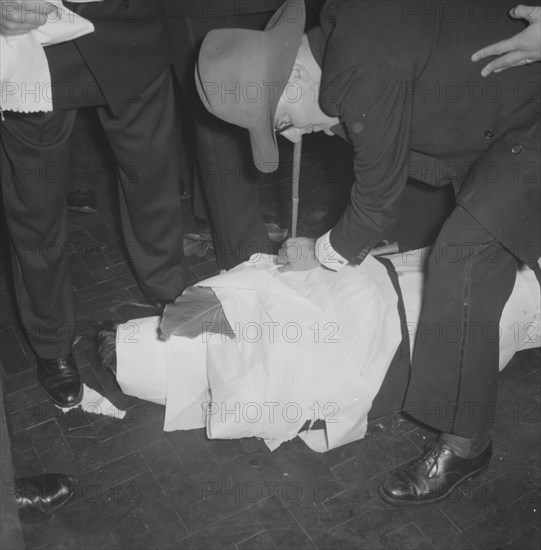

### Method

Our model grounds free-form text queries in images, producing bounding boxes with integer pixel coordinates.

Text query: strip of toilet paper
[55,383,126,420]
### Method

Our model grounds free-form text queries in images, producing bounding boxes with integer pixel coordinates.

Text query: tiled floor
[1,125,539,550]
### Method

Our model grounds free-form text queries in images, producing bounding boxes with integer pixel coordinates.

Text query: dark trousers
[0,71,185,358]
[167,12,279,269]
[405,205,520,439]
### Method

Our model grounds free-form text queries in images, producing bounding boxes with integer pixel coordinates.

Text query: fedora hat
[195,0,306,173]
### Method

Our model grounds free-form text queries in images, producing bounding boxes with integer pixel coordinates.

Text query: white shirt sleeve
[315,230,349,272]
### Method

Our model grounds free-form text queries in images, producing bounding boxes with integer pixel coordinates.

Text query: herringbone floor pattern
[1,120,539,550]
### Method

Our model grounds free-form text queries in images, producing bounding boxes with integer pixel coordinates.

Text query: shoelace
[410,441,449,477]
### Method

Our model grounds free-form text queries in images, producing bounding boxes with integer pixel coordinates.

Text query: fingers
[276,239,296,265]
[275,248,289,265]
[1,20,36,33]
[276,243,296,265]
[0,0,58,34]
[18,1,49,25]
[479,50,528,76]
[44,2,59,18]
[275,237,318,271]
[511,4,541,23]
[471,36,519,62]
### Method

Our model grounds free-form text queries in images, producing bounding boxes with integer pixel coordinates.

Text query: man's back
[313,0,540,187]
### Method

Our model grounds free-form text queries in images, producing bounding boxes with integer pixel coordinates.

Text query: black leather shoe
[16,474,75,521]
[378,439,492,506]
[37,354,82,407]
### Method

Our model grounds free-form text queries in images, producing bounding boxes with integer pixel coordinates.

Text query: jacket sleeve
[320,63,414,265]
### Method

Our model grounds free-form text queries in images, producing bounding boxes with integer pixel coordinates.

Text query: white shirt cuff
[315,231,349,272]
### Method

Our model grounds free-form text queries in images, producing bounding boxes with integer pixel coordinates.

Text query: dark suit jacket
[308,0,540,264]
[164,0,285,18]
[164,0,322,26]
[45,0,171,115]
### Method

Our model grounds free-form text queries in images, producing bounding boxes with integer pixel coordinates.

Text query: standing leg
[167,13,275,270]
[195,110,271,268]
[97,71,185,304]
[379,205,518,505]
[0,110,82,406]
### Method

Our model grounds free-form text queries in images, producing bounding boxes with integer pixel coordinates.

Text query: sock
[440,432,490,458]
[96,321,119,375]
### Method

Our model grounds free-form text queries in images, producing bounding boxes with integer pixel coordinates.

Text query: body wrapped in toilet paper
[116,251,540,452]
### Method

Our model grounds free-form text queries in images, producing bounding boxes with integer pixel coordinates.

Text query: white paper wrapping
[116,251,540,452]
[0,0,98,113]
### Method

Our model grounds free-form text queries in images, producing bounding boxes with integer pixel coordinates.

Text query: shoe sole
[18,493,75,523]
[377,463,490,506]
[39,385,84,409]
[67,206,97,214]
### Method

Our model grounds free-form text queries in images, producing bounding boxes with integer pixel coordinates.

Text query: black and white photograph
[1,1,540,548]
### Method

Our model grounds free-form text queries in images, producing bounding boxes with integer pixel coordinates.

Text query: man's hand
[0,0,58,36]
[275,237,321,272]
[471,5,541,77]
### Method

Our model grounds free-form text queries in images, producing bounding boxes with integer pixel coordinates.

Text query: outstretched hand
[471,5,541,77]
[275,237,321,272]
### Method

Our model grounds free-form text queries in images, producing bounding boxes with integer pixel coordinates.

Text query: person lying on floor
[96,249,540,453]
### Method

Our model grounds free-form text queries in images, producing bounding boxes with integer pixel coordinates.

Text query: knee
[429,206,501,267]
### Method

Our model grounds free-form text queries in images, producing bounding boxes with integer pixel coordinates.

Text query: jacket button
[511,144,523,154]
[484,129,494,140]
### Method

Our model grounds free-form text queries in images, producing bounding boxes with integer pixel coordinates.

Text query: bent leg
[405,205,518,439]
